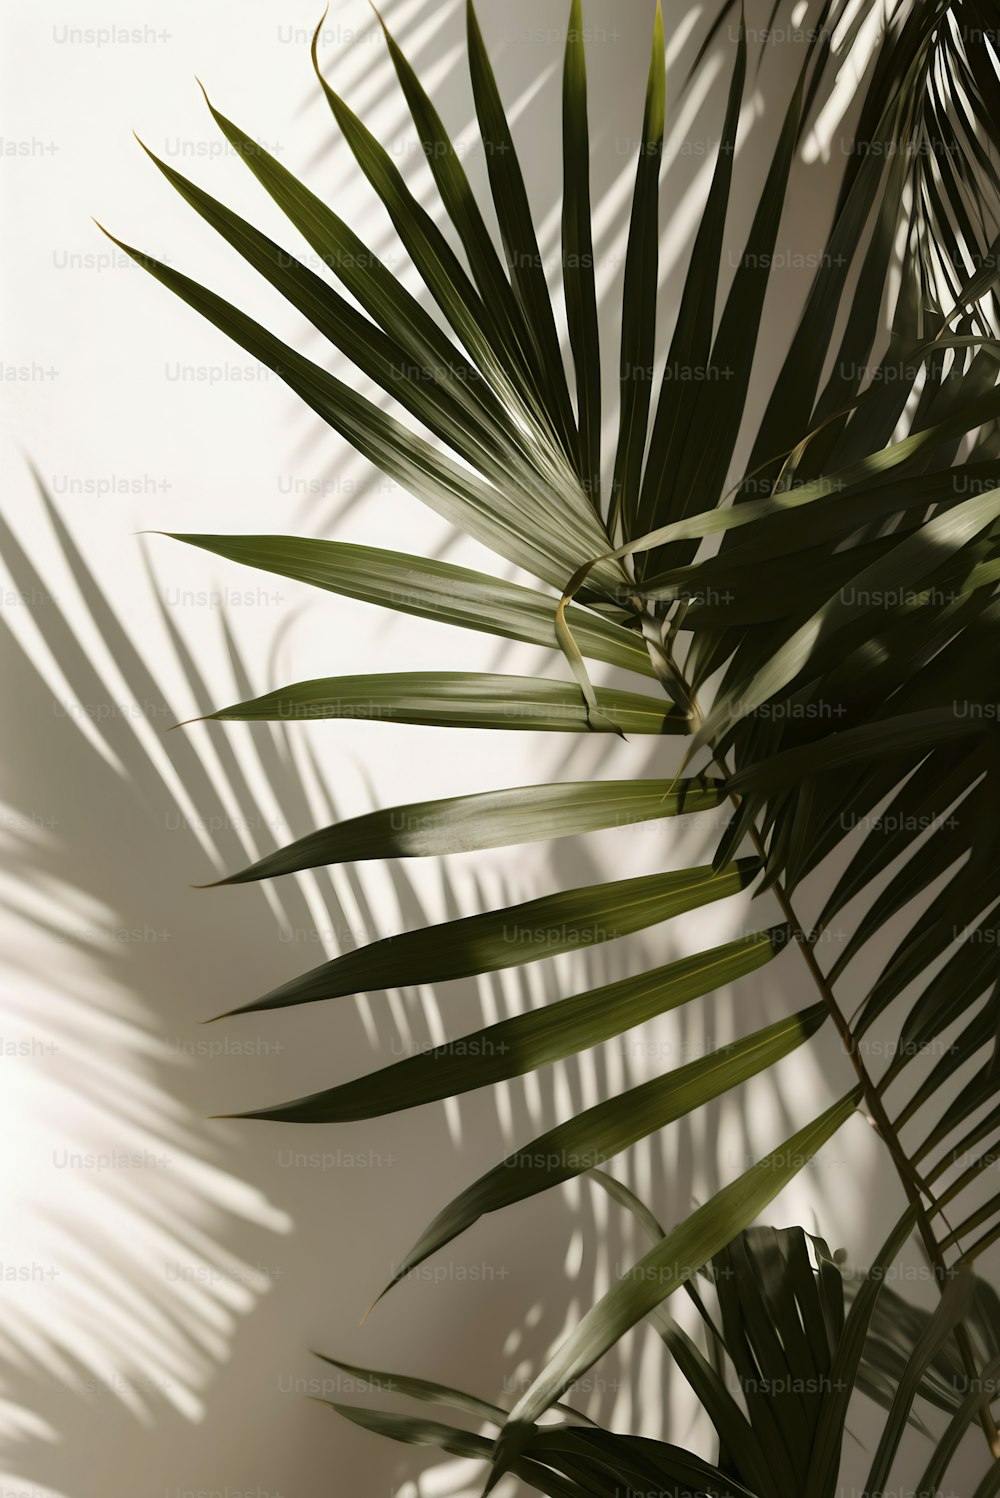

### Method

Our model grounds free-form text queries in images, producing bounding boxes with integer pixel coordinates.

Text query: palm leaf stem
[679,678,1000,1460]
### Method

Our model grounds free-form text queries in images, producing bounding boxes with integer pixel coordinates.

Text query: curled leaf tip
[311,9,330,68]
[588,708,626,739]
[168,713,210,731]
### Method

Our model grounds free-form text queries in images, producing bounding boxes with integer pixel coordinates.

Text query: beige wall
[0,2,988,1495]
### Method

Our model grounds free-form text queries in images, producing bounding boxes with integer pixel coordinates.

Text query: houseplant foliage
[106,0,1000,1490]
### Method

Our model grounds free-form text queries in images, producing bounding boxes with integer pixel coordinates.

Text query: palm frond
[111,0,1000,1491]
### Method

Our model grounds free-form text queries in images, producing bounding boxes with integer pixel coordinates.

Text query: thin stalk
[744,814,1000,1455]
[670,667,1000,1460]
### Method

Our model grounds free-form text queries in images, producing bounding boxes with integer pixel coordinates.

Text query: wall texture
[0,2,990,1495]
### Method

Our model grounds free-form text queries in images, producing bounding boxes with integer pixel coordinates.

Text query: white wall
[0,2,989,1495]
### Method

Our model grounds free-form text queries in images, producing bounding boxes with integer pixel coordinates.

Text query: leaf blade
[207,775,725,885]
[611,0,665,534]
[562,0,602,506]
[466,0,579,460]
[215,858,760,1018]
[166,533,653,677]
[495,1089,860,1445]
[232,927,785,1122]
[382,1004,830,1299]
[199,671,691,736]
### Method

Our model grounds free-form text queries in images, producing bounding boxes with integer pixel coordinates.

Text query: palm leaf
[561,0,601,507]
[163,533,654,676]
[200,775,724,885]
[230,929,794,1122]
[115,0,1000,1490]
[211,859,759,1018]
[610,0,664,537]
[489,1090,860,1482]
[196,671,688,735]
[465,0,579,461]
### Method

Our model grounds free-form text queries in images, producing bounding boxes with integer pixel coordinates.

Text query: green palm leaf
[202,776,724,884]
[561,0,601,507]
[381,1004,829,1303]
[489,1090,860,1481]
[116,1,1000,1490]
[465,0,579,461]
[610,0,664,536]
[164,533,654,676]
[225,927,786,1121]
[212,858,759,1018]
[195,670,690,735]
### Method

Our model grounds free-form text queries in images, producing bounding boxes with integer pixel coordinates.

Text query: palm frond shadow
[0,487,304,1487]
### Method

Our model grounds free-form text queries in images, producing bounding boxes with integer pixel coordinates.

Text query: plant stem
[672,667,1000,1459]
[761,826,1000,1458]
[746,815,1000,1455]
